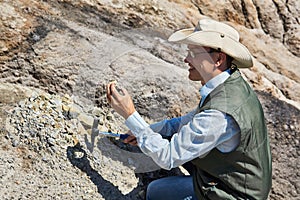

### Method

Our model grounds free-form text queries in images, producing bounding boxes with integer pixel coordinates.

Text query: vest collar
[199,68,231,106]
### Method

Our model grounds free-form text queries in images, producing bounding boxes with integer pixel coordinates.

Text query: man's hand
[123,131,138,146]
[106,82,136,119]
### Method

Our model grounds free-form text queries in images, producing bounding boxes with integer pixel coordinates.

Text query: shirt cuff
[125,111,149,136]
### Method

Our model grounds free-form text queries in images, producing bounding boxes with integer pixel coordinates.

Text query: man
[106,18,272,200]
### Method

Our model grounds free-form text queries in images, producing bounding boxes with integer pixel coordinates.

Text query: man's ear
[215,52,227,68]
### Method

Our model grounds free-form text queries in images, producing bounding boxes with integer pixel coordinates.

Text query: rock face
[0,0,299,199]
[192,0,300,57]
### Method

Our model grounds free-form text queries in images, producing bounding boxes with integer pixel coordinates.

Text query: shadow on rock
[67,143,144,200]
[82,130,161,174]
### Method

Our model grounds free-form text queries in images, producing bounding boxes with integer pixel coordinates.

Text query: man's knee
[146,179,161,200]
[146,176,195,200]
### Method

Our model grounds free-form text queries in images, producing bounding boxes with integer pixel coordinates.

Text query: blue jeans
[146,175,197,200]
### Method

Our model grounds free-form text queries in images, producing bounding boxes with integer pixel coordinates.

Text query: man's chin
[188,76,201,82]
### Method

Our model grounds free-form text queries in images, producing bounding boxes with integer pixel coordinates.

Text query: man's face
[184,45,216,84]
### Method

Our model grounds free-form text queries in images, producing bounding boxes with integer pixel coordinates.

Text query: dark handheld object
[92,118,130,140]
[96,131,130,140]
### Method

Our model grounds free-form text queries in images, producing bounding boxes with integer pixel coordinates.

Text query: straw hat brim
[168,28,253,68]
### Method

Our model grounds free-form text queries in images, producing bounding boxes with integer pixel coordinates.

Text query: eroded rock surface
[0,0,299,199]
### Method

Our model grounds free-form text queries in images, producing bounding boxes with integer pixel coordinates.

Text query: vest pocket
[201,182,237,200]
[202,182,219,199]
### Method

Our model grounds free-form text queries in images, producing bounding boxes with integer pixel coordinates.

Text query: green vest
[191,70,272,200]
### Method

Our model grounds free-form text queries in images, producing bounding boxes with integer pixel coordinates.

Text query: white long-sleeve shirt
[125,70,241,170]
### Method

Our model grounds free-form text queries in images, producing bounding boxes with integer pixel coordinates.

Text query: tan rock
[77,113,94,129]
[0,83,41,104]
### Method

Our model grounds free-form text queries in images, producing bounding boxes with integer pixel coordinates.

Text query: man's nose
[184,56,189,63]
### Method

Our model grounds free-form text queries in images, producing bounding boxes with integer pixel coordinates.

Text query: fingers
[106,82,114,103]
[110,84,120,100]
[129,140,138,146]
[109,83,124,101]
[121,87,129,96]
[123,135,135,143]
[106,82,121,103]
[123,135,138,146]
[106,81,135,119]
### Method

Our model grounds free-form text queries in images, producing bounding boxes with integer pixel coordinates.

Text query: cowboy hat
[168,18,253,68]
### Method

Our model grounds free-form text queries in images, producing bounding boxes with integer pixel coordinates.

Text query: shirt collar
[199,69,231,106]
